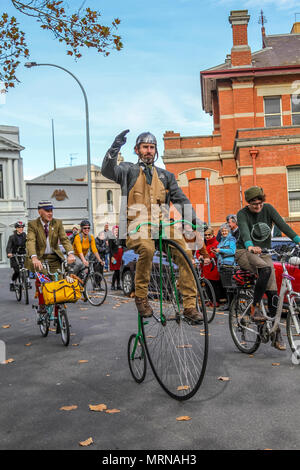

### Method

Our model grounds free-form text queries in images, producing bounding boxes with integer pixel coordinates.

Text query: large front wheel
[141,239,209,401]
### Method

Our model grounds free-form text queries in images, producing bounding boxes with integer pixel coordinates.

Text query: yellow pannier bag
[42,279,82,305]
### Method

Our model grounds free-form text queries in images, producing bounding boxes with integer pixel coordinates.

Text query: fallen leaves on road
[25,342,32,347]
[60,405,78,411]
[3,358,14,364]
[89,404,107,412]
[176,416,192,421]
[177,344,192,349]
[218,376,230,382]
[177,385,190,391]
[106,409,120,414]
[79,437,93,447]
[72,343,79,347]
[272,363,280,366]
[78,360,88,364]
[2,324,11,329]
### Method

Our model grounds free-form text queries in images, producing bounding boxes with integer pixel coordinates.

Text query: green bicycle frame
[130,219,203,324]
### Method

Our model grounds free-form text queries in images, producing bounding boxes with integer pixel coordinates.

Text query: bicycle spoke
[142,240,208,400]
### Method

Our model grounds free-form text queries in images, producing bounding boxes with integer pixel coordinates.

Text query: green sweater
[236,203,300,249]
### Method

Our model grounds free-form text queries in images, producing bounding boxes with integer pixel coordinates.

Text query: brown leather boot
[135,297,153,318]
[272,328,286,351]
[250,304,266,322]
[183,307,203,322]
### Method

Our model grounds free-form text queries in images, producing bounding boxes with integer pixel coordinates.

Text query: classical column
[14,159,20,198]
[7,159,13,199]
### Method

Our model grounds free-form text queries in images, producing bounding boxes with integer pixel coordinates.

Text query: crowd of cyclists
[4,128,300,355]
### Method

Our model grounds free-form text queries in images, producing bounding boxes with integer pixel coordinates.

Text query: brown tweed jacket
[25,217,72,270]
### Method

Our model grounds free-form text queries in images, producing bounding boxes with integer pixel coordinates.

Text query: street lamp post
[25,62,94,231]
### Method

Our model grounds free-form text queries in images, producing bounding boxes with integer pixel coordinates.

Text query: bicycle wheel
[84,272,107,306]
[15,276,22,302]
[141,239,208,401]
[59,308,70,346]
[22,272,29,305]
[39,312,50,337]
[128,333,147,383]
[200,278,216,323]
[229,290,261,354]
[286,296,300,362]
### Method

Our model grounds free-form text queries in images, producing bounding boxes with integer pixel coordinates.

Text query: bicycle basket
[42,279,82,305]
[232,269,257,287]
[219,265,236,288]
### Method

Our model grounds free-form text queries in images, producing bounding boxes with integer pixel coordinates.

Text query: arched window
[107,190,113,212]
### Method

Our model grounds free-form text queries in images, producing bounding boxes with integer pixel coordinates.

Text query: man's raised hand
[111,129,130,152]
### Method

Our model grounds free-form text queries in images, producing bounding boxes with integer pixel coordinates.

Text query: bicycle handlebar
[129,219,204,236]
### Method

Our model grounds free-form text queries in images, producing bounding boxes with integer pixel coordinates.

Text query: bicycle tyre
[59,308,70,346]
[22,272,29,305]
[15,276,22,302]
[141,239,209,401]
[229,293,261,354]
[84,272,107,306]
[286,297,300,362]
[200,278,216,323]
[127,333,147,383]
[39,312,50,337]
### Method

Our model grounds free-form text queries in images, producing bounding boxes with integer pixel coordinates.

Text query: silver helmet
[135,132,157,147]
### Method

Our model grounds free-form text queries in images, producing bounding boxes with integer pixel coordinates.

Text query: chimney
[229,10,252,67]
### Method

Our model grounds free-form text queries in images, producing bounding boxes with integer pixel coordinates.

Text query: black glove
[110,129,130,154]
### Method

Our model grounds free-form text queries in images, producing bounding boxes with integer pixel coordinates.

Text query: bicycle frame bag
[42,279,82,305]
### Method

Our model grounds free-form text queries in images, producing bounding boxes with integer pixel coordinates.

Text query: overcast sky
[1,0,299,179]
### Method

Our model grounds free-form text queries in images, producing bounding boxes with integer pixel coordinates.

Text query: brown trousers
[126,227,197,308]
[235,249,277,291]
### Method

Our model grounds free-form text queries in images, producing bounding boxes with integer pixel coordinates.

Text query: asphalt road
[1,267,300,451]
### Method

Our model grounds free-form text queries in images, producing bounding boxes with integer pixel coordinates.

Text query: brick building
[163,9,300,234]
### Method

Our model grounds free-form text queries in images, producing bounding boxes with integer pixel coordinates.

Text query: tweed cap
[244,186,264,202]
[38,200,53,210]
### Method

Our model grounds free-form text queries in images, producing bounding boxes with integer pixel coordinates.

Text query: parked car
[271,237,300,295]
[120,248,179,297]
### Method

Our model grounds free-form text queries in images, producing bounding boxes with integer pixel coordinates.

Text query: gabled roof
[0,135,24,151]
[201,32,300,113]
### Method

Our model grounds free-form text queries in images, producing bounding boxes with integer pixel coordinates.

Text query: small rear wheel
[22,272,29,305]
[128,333,147,383]
[59,309,70,346]
[286,297,300,362]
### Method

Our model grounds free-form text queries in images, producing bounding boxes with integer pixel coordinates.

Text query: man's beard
[139,153,155,165]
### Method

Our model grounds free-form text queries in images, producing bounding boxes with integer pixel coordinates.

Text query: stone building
[26,156,123,236]
[0,125,26,267]
[163,10,300,234]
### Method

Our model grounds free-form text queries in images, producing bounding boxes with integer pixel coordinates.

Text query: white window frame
[263,96,282,127]
[291,94,300,125]
[287,166,300,216]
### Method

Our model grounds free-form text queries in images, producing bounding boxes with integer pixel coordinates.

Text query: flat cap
[244,186,264,202]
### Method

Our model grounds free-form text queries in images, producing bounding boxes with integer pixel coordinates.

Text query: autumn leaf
[78,360,88,363]
[25,342,32,347]
[79,437,93,447]
[89,404,107,412]
[272,363,280,366]
[176,416,192,421]
[72,343,79,347]
[218,376,230,382]
[177,385,190,391]
[2,324,11,329]
[60,405,78,411]
[106,409,120,414]
[4,358,14,364]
